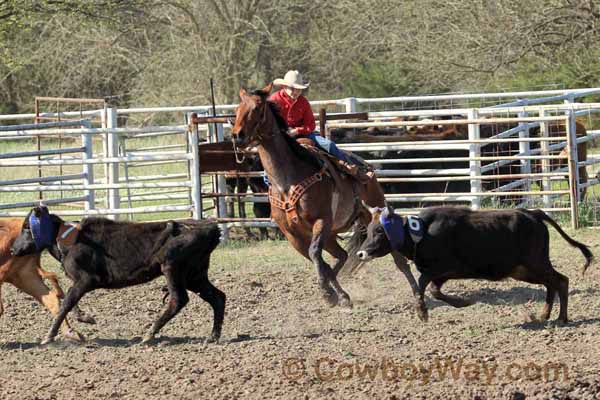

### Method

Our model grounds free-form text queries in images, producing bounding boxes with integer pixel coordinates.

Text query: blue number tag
[406,215,425,244]
[379,208,405,250]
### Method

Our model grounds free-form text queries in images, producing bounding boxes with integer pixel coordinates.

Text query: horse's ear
[239,88,248,100]
[261,83,273,95]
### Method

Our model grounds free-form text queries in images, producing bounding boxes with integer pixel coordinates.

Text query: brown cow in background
[331,118,590,205]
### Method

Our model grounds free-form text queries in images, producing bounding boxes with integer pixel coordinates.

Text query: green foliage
[1,0,600,113]
[344,62,420,98]
[489,48,600,93]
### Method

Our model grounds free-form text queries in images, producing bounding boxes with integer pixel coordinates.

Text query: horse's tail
[530,209,593,274]
[340,219,367,277]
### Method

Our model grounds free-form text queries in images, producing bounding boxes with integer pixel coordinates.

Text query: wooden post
[319,108,327,138]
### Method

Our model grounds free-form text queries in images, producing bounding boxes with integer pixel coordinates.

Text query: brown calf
[1,218,92,341]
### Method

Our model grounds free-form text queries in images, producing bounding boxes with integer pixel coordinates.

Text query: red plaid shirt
[268,89,316,135]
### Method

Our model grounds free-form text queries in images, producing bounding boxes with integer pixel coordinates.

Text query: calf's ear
[386,204,395,215]
[362,201,381,215]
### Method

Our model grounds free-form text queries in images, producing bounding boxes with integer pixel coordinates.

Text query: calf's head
[356,205,401,262]
[10,206,57,256]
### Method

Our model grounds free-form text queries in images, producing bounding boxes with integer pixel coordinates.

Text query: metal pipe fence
[1,88,599,231]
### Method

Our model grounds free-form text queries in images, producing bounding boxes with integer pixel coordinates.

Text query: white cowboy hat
[273,70,310,90]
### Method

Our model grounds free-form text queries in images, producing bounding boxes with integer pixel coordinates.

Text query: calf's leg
[428,279,474,308]
[0,266,8,316]
[142,263,189,344]
[416,273,431,322]
[511,263,568,323]
[36,268,64,298]
[39,268,96,325]
[554,271,569,323]
[42,282,89,344]
[36,267,95,324]
[11,266,84,342]
[392,251,427,321]
[539,283,556,321]
[186,261,226,343]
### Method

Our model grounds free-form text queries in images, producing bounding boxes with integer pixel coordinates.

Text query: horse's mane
[264,99,322,169]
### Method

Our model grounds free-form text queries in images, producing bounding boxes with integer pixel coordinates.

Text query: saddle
[268,137,375,225]
[295,137,374,184]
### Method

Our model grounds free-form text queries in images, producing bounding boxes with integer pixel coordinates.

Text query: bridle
[232,97,271,164]
[231,136,246,164]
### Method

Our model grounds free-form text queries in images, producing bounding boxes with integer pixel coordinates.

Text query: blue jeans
[307,133,355,165]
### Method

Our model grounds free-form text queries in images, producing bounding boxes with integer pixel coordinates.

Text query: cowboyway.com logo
[281,356,569,384]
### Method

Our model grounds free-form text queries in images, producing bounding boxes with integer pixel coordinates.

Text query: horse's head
[231,83,274,149]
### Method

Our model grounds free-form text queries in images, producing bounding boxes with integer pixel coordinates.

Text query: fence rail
[1,88,599,231]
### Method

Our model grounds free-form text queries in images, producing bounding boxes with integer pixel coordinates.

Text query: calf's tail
[531,209,594,273]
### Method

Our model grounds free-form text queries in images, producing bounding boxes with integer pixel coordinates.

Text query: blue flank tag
[29,208,53,250]
[406,215,425,244]
[379,208,405,251]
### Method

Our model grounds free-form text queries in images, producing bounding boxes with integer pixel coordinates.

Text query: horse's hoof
[41,336,56,345]
[62,329,85,342]
[521,311,538,324]
[76,315,97,325]
[555,318,569,326]
[338,296,353,309]
[416,306,429,322]
[206,334,220,344]
[323,291,339,307]
[453,298,475,308]
[140,334,156,345]
[537,313,551,322]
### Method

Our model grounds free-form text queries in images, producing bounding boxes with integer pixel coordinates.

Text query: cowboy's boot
[336,159,360,176]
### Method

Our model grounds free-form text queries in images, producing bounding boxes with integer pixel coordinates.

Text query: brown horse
[231,84,437,318]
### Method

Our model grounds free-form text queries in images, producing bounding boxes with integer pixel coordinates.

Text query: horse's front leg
[391,251,427,321]
[324,237,353,308]
[309,219,351,308]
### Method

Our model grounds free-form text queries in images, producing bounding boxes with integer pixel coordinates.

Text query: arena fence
[1,89,599,238]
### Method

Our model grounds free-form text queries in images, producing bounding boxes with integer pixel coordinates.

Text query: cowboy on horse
[231,80,429,319]
[268,70,369,178]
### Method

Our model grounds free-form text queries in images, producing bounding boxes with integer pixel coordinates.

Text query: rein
[232,136,246,164]
[268,165,328,224]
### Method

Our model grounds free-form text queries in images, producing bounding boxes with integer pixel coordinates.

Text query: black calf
[357,206,593,323]
[11,206,225,345]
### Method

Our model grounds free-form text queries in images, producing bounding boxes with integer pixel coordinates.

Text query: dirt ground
[1,228,600,400]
